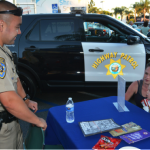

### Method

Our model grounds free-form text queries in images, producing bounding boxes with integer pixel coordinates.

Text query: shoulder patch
[0,57,6,79]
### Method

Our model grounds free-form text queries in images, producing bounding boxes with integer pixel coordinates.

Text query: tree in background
[125,9,133,21]
[140,0,150,21]
[88,0,113,15]
[112,7,127,21]
[112,7,120,19]
[132,2,143,22]
[88,0,101,13]
[99,10,113,16]
[88,0,95,10]
[119,6,127,21]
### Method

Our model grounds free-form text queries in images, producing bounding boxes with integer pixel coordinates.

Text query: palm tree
[88,0,101,13]
[89,7,101,13]
[132,2,141,22]
[119,6,127,21]
[140,0,150,21]
[88,0,95,11]
[112,7,120,19]
[125,9,133,20]
[112,7,127,21]
[99,10,112,16]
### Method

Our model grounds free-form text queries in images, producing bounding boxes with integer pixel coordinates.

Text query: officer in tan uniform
[0,1,47,149]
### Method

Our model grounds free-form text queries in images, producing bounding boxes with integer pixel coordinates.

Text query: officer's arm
[125,81,138,101]
[17,78,38,112]
[0,91,47,130]
[16,77,27,101]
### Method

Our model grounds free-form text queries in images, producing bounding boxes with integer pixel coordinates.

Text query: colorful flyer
[120,129,150,144]
[109,122,142,137]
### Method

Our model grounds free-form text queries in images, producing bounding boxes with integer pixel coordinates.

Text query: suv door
[19,17,84,86]
[81,17,145,83]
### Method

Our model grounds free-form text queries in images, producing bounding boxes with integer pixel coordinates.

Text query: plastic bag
[92,135,121,150]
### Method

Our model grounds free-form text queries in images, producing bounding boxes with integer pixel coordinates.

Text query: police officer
[0,1,47,149]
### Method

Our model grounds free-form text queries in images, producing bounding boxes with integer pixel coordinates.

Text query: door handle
[25,46,39,51]
[89,49,104,52]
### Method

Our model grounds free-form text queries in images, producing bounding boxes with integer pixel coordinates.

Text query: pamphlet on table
[109,122,142,137]
[120,129,150,144]
[79,118,122,137]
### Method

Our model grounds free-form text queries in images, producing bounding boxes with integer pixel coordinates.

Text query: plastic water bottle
[66,97,74,123]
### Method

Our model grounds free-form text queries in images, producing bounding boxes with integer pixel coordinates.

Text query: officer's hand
[26,100,38,113]
[36,118,47,131]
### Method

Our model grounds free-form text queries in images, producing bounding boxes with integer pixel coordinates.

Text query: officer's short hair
[0,1,18,24]
[0,1,17,10]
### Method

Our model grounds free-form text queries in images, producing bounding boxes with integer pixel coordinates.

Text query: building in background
[11,0,88,14]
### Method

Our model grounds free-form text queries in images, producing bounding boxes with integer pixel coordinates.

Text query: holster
[0,111,17,130]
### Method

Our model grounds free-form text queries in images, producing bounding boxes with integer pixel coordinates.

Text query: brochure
[120,129,150,144]
[79,118,122,137]
[109,122,142,137]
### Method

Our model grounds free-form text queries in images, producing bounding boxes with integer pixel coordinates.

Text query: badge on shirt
[0,57,6,79]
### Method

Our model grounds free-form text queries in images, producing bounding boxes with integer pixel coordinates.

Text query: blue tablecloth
[45,96,150,149]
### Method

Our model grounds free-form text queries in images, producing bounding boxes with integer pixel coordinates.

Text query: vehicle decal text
[92,52,138,70]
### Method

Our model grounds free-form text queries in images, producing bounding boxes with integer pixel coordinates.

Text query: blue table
[45,96,150,149]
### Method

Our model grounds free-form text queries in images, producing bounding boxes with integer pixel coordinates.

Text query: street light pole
[100,1,104,11]
[13,0,16,5]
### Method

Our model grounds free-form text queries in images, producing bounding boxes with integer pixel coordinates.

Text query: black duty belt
[0,111,17,130]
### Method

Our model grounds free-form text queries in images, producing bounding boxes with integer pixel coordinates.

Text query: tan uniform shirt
[0,45,18,111]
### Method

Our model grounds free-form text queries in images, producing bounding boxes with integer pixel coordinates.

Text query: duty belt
[0,111,17,130]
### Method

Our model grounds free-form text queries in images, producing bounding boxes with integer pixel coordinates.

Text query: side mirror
[127,35,140,45]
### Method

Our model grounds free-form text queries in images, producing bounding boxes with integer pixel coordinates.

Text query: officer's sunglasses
[0,7,23,16]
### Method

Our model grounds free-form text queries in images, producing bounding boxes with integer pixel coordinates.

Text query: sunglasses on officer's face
[0,7,23,16]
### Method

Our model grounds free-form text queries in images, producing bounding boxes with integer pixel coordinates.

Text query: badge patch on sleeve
[0,57,6,79]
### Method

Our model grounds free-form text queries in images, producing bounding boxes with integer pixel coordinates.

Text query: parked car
[7,7,150,98]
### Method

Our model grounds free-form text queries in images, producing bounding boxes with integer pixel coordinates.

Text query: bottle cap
[68,97,72,100]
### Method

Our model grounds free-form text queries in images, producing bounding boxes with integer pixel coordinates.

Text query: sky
[7,0,141,13]
[89,0,141,11]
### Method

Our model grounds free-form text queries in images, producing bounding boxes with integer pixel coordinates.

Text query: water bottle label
[66,107,74,112]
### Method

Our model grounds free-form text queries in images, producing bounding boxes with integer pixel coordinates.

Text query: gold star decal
[105,59,126,79]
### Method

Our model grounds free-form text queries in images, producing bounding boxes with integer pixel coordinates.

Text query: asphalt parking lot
[19,87,135,140]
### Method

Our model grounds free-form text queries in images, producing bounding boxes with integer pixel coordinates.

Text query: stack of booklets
[79,118,122,137]
[109,122,142,137]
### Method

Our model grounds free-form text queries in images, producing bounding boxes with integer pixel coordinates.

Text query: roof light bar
[70,7,86,14]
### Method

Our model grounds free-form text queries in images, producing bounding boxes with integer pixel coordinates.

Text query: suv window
[41,19,77,41]
[84,22,129,43]
[27,22,40,41]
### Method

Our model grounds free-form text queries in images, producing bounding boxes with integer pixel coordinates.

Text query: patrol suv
[7,7,150,98]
